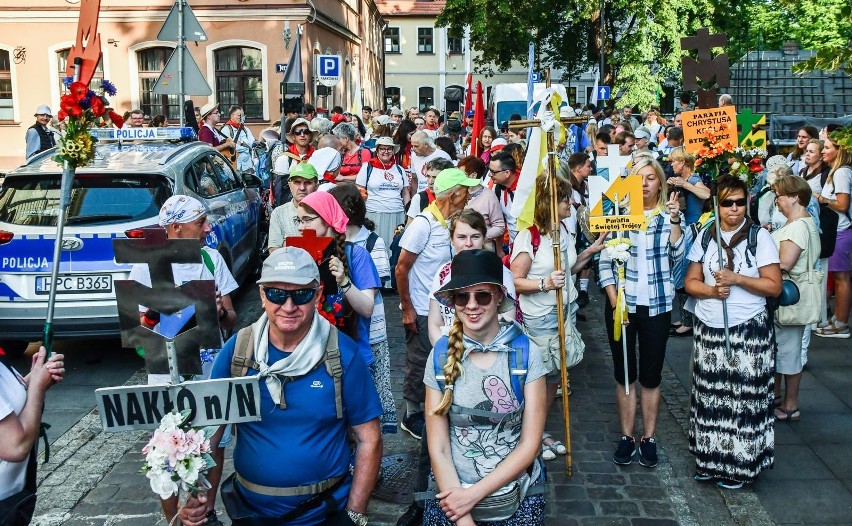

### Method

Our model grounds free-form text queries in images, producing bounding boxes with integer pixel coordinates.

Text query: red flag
[463,73,473,118]
[471,81,486,158]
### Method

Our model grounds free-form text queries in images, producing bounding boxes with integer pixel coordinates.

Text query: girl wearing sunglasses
[684,174,781,489]
[424,249,548,526]
[295,191,382,367]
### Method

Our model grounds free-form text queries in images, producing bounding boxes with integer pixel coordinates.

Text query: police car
[0,127,263,356]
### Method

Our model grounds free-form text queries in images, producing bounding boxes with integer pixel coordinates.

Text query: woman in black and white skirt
[684,175,782,490]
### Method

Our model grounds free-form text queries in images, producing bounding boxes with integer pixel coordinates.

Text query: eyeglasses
[293,215,320,226]
[263,287,318,306]
[376,147,394,153]
[720,198,747,207]
[292,129,311,136]
[453,290,498,307]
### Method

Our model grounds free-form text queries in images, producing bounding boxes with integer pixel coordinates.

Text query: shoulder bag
[777,221,822,326]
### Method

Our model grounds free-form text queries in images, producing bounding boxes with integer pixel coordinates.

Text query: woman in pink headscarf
[296,192,382,365]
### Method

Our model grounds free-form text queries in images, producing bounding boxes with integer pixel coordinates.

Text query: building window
[384,87,400,109]
[57,49,102,95]
[418,28,434,54]
[137,47,181,121]
[418,87,434,111]
[448,36,463,55]
[0,50,12,121]
[214,47,263,120]
[384,28,400,54]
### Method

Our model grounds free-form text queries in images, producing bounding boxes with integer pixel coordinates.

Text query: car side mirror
[243,173,262,187]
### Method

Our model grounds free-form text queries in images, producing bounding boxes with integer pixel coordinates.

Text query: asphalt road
[6,278,263,447]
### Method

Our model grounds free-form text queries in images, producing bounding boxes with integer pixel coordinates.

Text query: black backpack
[818,205,839,259]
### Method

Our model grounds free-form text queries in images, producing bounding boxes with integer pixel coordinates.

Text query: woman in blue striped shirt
[598,155,684,469]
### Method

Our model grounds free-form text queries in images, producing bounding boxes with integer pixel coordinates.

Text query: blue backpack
[433,331,530,406]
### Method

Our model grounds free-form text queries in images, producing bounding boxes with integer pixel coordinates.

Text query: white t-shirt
[407,192,426,220]
[429,261,517,330]
[399,212,453,315]
[821,166,852,231]
[411,149,452,192]
[352,226,390,344]
[510,225,577,318]
[0,364,28,499]
[128,246,239,384]
[687,221,780,327]
[356,162,406,213]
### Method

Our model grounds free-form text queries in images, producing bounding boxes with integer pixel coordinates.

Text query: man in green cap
[268,162,320,250]
[395,168,480,440]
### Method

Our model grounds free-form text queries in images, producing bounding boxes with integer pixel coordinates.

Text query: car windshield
[0,174,171,227]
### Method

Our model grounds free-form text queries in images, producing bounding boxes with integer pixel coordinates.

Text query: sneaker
[638,436,658,468]
[577,290,590,308]
[401,411,425,440]
[717,479,745,490]
[815,323,850,339]
[612,435,636,465]
[396,503,424,526]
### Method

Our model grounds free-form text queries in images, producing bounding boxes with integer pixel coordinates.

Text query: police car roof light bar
[91,127,197,142]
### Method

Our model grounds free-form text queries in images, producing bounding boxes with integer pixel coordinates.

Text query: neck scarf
[461,322,523,360]
[709,218,753,270]
[288,143,315,160]
[425,200,448,229]
[251,312,331,408]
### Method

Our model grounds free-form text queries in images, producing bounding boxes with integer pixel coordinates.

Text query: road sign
[95,376,262,432]
[317,55,341,87]
[275,63,288,74]
[152,46,212,96]
[598,86,611,100]
[531,72,541,83]
[158,1,208,42]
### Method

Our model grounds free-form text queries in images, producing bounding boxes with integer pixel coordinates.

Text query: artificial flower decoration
[694,129,766,188]
[53,78,123,169]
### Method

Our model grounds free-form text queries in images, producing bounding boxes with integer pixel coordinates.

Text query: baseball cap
[34,105,53,117]
[465,110,475,118]
[257,246,320,286]
[390,107,404,116]
[288,162,319,179]
[634,126,653,141]
[434,168,481,194]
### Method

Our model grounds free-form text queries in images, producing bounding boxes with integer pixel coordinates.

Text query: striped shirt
[598,209,685,316]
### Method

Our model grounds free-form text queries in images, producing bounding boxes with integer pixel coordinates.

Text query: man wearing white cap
[169,247,381,526]
[129,195,239,385]
[25,105,56,160]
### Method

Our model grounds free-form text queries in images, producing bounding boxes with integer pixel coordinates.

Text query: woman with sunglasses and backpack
[424,249,548,526]
[295,191,382,368]
[684,175,781,489]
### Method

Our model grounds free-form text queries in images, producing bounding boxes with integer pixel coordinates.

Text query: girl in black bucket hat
[423,249,549,526]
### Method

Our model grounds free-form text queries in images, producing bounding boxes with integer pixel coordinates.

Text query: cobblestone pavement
[30,285,850,525]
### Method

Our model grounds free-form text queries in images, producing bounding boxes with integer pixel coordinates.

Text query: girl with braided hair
[296,191,381,367]
[424,249,548,526]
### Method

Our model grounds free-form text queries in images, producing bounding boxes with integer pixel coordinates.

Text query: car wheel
[254,228,269,277]
[0,340,30,360]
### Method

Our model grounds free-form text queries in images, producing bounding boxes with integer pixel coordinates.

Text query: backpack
[230,325,344,418]
[501,225,540,268]
[432,331,530,406]
[364,162,405,197]
[342,147,365,171]
[388,224,406,290]
[417,189,436,213]
[818,204,839,259]
[364,231,380,254]
[698,220,762,265]
[255,140,280,187]
[749,186,773,223]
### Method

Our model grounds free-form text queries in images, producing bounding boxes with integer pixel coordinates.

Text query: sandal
[775,407,800,421]
[542,433,567,456]
[541,446,556,461]
[815,323,850,338]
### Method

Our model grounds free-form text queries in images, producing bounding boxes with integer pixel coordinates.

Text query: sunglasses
[292,129,311,136]
[263,287,318,305]
[720,198,747,207]
[453,290,498,308]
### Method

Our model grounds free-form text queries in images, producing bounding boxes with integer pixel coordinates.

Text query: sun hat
[287,118,313,141]
[433,168,482,194]
[373,136,400,154]
[634,126,653,141]
[257,246,320,286]
[765,154,788,172]
[34,105,53,117]
[433,250,514,314]
[158,195,207,226]
[199,102,219,120]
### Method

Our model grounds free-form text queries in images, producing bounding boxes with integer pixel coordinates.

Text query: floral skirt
[689,311,774,482]
[370,339,398,433]
[423,494,545,526]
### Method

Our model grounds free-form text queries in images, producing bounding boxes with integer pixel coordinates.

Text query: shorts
[828,229,852,272]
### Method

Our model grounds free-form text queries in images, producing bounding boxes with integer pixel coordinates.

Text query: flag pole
[613,194,629,396]
[544,69,572,477]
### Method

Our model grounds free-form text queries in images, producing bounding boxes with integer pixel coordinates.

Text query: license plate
[35,275,113,295]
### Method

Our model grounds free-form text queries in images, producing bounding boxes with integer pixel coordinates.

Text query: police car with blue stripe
[0,127,264,356]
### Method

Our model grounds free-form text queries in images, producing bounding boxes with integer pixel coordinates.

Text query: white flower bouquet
[604,238,633,265]
[140,410,217,500]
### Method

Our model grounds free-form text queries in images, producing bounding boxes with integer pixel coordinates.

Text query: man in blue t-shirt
[169,247,382,526]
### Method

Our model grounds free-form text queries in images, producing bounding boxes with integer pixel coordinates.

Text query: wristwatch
[347,509,368,525]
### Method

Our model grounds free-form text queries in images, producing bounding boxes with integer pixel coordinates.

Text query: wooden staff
[508,116,587,130]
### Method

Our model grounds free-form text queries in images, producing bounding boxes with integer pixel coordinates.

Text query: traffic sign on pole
[598,86,611,100]
[158,1,207,42]
[317,55,342,87]
[152,46,212,96]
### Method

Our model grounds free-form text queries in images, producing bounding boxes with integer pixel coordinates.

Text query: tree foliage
[436,0,851,109]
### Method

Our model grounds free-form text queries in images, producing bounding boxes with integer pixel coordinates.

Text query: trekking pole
[711,191,732,360]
